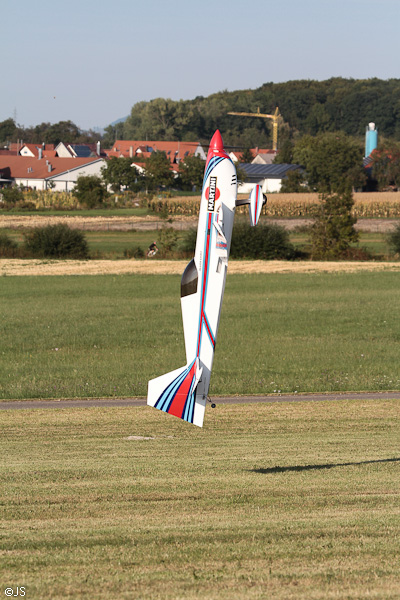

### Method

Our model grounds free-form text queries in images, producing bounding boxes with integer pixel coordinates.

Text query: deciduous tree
[310,189,359,259]
[178,154,205,190]
[370,145,400,190]
[239,148,254,163]
[101,157,142,192]
[293,132,365,193]
[145,152,174,190]
[73,175,109,208]
[0,118,17,144]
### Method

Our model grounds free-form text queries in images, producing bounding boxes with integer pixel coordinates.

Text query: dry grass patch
[0,214,169,230]
[1,258,400,276]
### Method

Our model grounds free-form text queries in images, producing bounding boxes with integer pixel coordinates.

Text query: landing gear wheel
[207,396,216,409]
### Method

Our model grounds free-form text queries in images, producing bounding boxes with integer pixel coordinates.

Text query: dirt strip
[0,214,195,231]
[1,258,400,276]
[1,391,400,410]
[0,215,399,232]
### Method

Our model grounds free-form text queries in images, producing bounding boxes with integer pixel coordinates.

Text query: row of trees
[0,118,101,147]
[275,132,366,192]
[274,133,400,193]
[110,78,400,147]
[3,78,400,149]
[101,152,205,193]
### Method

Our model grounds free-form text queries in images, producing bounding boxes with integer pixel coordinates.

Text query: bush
[14,200,36,211]
[230,222,297,260]
[0,186,24,207]
[123,246,145,259]
[388,223,400,256]
[0,231,19,257]
[73,175,109,208]
[158,227,178,257]
[24,224,89,259]
[179,223,297,260]
[179,228,197,254]
[310,190,359,260]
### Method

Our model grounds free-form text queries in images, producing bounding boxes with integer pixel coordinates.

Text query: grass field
[1,227,393,260]
[0,207,149,218]
[1,271,400,400]
[289,231,390,258]
[1,400,399,599]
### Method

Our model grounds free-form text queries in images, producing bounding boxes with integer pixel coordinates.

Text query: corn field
[20,190,400,219]
[23,190,79,210]
[148,192,400,219]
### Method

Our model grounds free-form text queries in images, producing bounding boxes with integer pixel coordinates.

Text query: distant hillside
[112,78,400,148]
[110,116,128,127]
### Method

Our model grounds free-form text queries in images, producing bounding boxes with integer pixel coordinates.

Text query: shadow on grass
[251,457,400,474]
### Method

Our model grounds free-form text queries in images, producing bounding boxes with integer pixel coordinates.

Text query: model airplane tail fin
[147,358,205,427]
[236,184,266,226]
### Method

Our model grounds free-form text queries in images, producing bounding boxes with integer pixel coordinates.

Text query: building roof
[229,147,275,162]
[19,143,56,157]
[69,144,94,157]
[53,142,104,158]
[9,142,55,153]
[107,140,204,162]
[240,163,302,179]
[252,152,278,165]
[0,149,17,156]
[0,156,103,181]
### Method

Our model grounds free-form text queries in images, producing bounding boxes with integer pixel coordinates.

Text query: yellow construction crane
[227,106,280,151]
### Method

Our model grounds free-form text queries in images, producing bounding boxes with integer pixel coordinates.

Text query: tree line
[105,77,400,147]
[2,77,400,149]
[1,77,399,193]
[0,119,100,147]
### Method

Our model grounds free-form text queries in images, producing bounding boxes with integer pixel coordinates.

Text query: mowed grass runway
[1,271,400,400]
[1,401,399,599]
[1,271,400,598]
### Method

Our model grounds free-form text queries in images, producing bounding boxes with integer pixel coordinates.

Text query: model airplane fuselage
[147,130,266,427]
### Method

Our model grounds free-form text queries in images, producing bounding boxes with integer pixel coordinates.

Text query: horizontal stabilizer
[236,184,266,226]
[147,358,205,427]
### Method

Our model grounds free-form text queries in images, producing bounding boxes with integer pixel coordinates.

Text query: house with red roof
[0,155,106,192]
[19,143,56,158]
[228,148,277,164]
[106,140,206,163]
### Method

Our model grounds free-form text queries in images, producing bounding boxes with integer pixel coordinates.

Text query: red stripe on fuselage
[167,362,196,418]
[203,315,215,347]
[197,212,212,356]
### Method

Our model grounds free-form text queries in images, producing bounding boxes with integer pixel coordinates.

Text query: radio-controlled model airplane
[147,130,266,427]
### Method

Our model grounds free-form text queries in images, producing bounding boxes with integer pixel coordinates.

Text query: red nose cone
[209,129,225,153]
[206,129,228,165]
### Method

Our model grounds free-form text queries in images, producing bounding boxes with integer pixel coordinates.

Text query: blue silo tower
[365,123,378,157]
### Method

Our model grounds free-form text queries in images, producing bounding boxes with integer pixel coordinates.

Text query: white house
[0,156,106,192]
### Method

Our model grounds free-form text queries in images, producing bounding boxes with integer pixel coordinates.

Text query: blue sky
[2,0,399,131]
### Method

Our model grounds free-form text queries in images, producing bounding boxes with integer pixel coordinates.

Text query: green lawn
[1,272,400,400]
[289,230,391,258]
[1,225,393,259]
[1,228,186,259]
[1,400,399,599]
